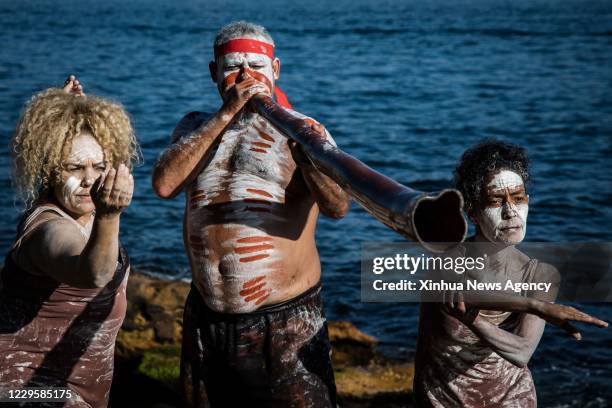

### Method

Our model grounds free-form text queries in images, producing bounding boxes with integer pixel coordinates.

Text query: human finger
[236,75,255,85]
[235,78,257,92]
[235,81,259,98]
[89,166,110,208]
[304,119,327,138]
[568,308,609,328]
[72,80,84,96]
[62,75,75,93]
[98,161,113,190]
[288,141,308,164]
[110,164,129,202]
[124,173,134,206]
[304,118,323,132]
[561,321,581,340]
[457,292,466,314]
[247,83,270,98]
[101,167,116,201]
[445,290,455,309]
[91,173,104,196]
[312,122,325,134]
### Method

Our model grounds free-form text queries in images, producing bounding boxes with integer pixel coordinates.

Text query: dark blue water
[1,0,611,406]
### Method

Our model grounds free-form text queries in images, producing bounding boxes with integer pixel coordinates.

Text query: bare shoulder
[535,261,561,283]
[511,246,532,264]
[23,216,85,255]
[512,247,560,282]
[17,214,86,274]
[170,111,213,143]
[531,261,560,302]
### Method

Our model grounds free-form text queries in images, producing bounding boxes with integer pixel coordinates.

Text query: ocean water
[1,0,611,406]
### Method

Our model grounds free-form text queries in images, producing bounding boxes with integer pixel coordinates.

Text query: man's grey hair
[214,21,275,47]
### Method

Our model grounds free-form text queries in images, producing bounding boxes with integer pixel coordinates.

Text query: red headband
[214,38,275,60]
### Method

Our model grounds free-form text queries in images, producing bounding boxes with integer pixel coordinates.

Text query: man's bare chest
[214,124,292,176]
[192,115,298,206]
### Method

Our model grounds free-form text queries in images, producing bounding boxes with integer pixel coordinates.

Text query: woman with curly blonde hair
[0,76,139,407]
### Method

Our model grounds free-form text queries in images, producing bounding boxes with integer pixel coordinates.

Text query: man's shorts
[180,282,337,408]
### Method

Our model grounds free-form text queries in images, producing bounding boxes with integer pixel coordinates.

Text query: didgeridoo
[250,95,467,252]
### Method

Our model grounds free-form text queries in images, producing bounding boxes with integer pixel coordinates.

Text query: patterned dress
[0,205,129,407]
[414,259,540,407]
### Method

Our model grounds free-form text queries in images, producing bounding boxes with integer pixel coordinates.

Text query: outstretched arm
[460,310,546,367]
[288,120,349,219]
[444,268,608,367]
[20,165,133,288]
[452,302,606,367]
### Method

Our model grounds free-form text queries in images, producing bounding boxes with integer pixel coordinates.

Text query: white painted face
[214,36,279,100]
[54,130,106,220]
[475,170,529,244]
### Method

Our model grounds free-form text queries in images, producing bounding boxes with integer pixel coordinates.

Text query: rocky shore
[110,271,414,407]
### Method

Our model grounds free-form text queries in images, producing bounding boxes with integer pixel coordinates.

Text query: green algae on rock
[112,271,414,407]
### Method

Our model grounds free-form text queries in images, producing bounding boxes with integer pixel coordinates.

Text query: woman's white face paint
[54,131,105,220]
[62,176,81,205]
[476,170,529,244]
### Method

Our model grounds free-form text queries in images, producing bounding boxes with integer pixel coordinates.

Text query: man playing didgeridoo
[152,21,349,407]
[414,139,608,407]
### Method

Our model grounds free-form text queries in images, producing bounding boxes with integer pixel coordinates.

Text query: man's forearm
[300,161,349,219]
[152,106,236,198]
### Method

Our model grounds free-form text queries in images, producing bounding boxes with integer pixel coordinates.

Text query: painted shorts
[180,283,337,408]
